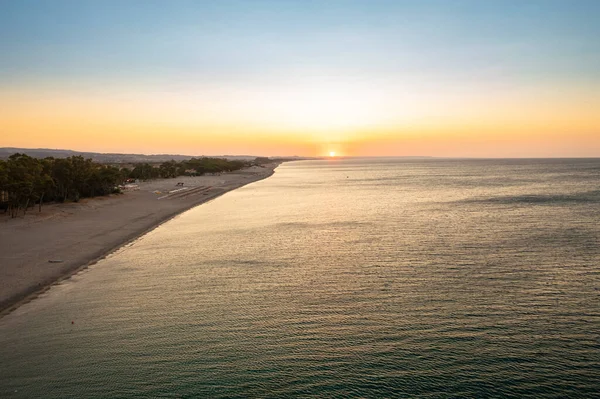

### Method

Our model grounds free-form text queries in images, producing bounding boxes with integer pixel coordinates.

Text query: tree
[159,160,178,178]
[1,154,125,218]
[130,163,158,180]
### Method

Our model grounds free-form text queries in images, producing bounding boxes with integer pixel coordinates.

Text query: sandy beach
[0,162,280,315]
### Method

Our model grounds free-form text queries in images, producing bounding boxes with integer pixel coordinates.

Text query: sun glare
[329,151,336,157]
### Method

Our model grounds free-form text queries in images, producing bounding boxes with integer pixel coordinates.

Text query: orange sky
[1,1,599,157]
[1,82,599,157]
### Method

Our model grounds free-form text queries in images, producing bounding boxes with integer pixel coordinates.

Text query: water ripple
[1,159,599,398]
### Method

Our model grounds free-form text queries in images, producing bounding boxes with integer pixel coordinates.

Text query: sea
[1,158,599,398]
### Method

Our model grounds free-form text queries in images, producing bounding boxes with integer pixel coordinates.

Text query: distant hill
[0,148,265,164]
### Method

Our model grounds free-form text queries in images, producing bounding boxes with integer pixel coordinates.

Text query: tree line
[0,154,125,217]
[126,157,247,180]
[0,154,254,218]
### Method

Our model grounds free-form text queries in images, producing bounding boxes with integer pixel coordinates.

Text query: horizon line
[1,147,600,160]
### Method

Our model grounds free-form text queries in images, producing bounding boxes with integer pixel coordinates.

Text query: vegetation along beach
[1,0,599,397]
[0,152,281,314]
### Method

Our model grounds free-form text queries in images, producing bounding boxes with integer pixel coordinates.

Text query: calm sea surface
[1,158,599,398]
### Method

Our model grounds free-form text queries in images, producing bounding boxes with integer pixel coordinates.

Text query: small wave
[458,190,600,205]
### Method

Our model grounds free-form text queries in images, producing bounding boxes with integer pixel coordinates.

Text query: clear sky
[1,0,599,157]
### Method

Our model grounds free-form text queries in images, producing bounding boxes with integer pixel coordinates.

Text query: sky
[1,0,599,157]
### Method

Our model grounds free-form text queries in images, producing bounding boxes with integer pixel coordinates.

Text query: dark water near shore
[1,158,599,398]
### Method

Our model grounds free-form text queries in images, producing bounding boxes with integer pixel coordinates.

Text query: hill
[0,148,260,163]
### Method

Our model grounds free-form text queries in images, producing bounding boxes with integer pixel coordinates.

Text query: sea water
[1,158,599,398]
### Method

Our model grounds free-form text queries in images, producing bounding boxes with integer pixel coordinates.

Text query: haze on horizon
[1,0,599,158]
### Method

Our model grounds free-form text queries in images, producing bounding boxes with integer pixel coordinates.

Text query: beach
[0,162,280,315]
[2,158,598,398]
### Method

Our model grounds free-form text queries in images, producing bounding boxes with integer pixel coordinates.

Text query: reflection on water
[1,158,599,398]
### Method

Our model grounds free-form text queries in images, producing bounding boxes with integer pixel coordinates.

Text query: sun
[329,151,336,157]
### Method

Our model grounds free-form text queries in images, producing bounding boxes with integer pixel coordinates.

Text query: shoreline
[0,162,281,318]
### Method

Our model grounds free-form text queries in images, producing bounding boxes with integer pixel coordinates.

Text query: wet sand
[0,163,280,315]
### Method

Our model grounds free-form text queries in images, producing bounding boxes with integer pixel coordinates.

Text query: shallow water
[1,158,599,398]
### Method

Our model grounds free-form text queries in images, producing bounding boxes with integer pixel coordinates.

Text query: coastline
[0,162,281,317]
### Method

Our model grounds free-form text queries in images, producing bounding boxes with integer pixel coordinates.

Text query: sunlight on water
[1,159,599,398]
